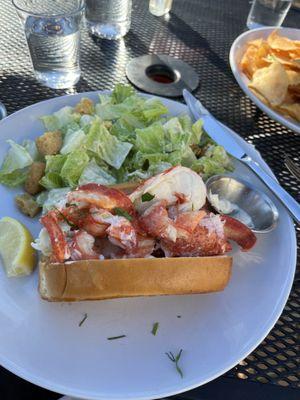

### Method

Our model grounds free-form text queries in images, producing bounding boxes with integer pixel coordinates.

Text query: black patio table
[0,0,299,399]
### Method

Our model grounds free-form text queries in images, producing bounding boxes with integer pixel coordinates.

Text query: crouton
[15,193,41,218]
[24,161,46,195]
[74,98,94,115]
[36,131,62,156]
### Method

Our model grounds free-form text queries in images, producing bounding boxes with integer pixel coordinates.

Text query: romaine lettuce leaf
[111,114,144,143]
[192,145,233,179]
[190,119,203,145]
[135,123,165,153]
[0,140,33,174]
[86,119,132,169]
[79,158,116,185]
[40,172,64,190]
[40,106,80,132]
[178,114,193,132]
[95,103,129,121]
[111,84,135,104]
[80,114,95,128]
[0,169,28,187]
[22,139,41,161]
[60,150,90,187]
[45,154,67,173]
[60,128,86,155]
[142,98,168,122]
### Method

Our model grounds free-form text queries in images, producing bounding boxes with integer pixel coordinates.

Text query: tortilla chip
[267,31,300,51]
[270,52,300,70]
[248,38,264,48]
[286,70,300,86]
[240,45,259,78]
[248,62,289,106]
[277,103,300,122]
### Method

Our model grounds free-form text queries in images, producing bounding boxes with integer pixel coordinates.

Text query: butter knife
[183,89,300,224]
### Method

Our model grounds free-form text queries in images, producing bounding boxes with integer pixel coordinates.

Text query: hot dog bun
[39,256,232,302]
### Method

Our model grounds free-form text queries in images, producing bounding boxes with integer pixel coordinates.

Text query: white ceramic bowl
[229,27,300,134]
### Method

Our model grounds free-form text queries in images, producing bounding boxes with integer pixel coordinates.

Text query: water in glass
[13,0,83,89]
[149,0,173,16]
[247,0,293,30]
[85,0,132,40]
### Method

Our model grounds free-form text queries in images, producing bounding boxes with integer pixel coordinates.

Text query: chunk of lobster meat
[130,166,207,214]
[67,183,135,214]
[139,201,189,243]
[124,235,155,258]
[40,211,70,263]
[70,230,100,261]
[174,210,207,233]
[107,217,137,251]
[61,206,87,226]
[162,214,230,257]
[81,214,109,237]
[221,215,257,251]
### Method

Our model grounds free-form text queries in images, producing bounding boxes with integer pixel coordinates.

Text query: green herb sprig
[54,207,76,228]
[113,207,133,221]
[151,322,159,336]
[78,313,88,327]
[107,335,126,341]
[142,192,155,202]
[165,349,183,378]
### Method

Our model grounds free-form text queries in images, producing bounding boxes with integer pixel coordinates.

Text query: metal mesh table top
[0,0,299,397]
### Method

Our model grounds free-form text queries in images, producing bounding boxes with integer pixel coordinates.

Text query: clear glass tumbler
[85,0,132,40]
[149,0,173,16]
[12,0,84,89]
[246,0,293,30]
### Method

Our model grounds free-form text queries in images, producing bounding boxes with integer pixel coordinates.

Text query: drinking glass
[12,0,85,89]
[149,0,173,16]
[85,0,132,40]
[246,0,293,30]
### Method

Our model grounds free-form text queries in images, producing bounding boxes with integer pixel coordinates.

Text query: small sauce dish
[206,175,279,233]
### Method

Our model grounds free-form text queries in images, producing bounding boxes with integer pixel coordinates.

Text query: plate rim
[229,26,300,134]
[0,91,297,400]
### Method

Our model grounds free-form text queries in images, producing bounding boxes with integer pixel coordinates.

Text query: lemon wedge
[0,217,36,277]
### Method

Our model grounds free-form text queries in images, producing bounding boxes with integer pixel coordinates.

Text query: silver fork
[285,155,300,182]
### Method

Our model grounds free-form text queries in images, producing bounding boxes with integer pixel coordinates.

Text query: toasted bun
[39,256,232,302]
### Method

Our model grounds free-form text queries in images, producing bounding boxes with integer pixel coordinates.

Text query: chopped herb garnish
[54,207,76,228]
[151,322,159,336]
[142,192,155,202]
[113,207,133,221]
[78,313,88,327]
[107,335,126,340]
[165,349,183,378]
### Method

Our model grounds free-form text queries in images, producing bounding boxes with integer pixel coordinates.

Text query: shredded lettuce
[192,145,233,179]
[135,124,165,153]
[86,119,132,169]
[79,158,116,185]
[0,140,33,186]
[40,106,74,131]
[41,154,67,190]
[22,139,41,161]
[0,169,28,187]
[60,128,86,155]
[0,140,33,174]
[111,84,135,104]
[60,150,90,187]
[0,84,233,195]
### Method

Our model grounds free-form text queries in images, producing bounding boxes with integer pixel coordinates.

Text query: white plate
[229,26,300,134]
[0,92,296,400]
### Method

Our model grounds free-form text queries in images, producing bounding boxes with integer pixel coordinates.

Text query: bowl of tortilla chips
[230,27,300,133]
